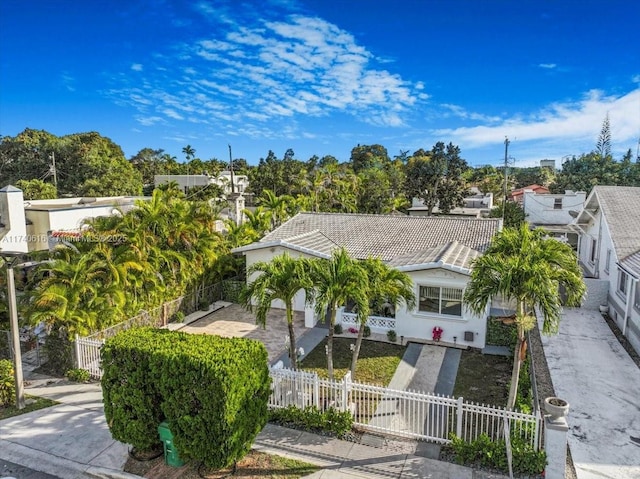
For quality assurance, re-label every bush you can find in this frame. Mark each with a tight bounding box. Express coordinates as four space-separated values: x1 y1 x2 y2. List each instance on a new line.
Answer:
485 317 517 348
387 330 397 342
449 433 546 475
269 405 353 438
363 325 371 338
198 299 210 311
171 311 185 323
0 359 15 407
334 324 343 335
101 328 271 469
66 368 91 383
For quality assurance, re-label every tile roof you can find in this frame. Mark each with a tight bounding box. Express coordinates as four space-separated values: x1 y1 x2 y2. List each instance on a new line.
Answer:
237 212 501 261
387 241 481 273
593 186 640 262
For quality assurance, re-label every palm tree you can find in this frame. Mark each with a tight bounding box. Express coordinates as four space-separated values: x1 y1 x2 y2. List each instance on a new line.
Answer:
182 145 196 162
239 254 314 370
310 249 370 380
464 224 586 409
350 258 415 379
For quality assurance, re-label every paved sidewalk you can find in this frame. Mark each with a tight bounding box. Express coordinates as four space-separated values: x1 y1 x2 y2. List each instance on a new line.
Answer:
540 308 640 479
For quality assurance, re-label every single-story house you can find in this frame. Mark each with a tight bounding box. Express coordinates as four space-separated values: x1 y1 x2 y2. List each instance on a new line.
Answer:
574 185 640 354
232 212 502 348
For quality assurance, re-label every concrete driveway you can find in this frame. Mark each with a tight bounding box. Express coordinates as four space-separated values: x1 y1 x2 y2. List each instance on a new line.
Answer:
180 303 307 363
540 308 640 479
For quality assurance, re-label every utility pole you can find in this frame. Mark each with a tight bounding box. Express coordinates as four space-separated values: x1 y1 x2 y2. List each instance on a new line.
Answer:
49 152 58 188
228 144 236 194
502 137 510 220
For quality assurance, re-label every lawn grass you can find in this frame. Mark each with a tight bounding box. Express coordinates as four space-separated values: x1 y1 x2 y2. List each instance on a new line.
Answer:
453 349 511 406
300 337 406 385
0 395 58 420
125 450 320 478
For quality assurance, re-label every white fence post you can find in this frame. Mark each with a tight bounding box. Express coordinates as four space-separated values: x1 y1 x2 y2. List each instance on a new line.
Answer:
342 371 351 412
314 373 320 408
74 334 81 368
456 396 464 437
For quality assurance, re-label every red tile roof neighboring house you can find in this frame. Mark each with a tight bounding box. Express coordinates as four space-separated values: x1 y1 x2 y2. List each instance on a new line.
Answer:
510 184 550 203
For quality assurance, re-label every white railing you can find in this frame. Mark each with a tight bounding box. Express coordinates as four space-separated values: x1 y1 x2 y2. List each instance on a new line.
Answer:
340 312 396 331
268 367 543 450
75 336 104 379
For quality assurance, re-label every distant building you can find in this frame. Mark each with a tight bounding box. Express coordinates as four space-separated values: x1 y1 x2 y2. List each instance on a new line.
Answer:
510 184 550 204
540 159 556 169
154 171 249 196
408 188 493 218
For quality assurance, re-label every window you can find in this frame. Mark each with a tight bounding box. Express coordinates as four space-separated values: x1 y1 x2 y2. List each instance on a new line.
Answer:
634 280 640 311
590 238 597 263
553 198 563 210
419 286 463 317
604 250 611 274
618 270 628 297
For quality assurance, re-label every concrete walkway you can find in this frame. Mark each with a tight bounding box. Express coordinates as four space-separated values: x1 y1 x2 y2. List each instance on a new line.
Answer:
540 308 640 479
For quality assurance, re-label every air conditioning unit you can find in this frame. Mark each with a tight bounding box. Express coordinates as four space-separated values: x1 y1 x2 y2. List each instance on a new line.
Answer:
464 331 474 342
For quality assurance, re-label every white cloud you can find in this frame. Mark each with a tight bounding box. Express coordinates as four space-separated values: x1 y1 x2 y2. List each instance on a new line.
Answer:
538 63 557 69
109 10 426 138
131 63 143 71
430 88 640 165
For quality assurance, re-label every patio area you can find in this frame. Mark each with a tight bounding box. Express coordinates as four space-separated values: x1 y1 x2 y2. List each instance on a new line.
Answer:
179 303 308 362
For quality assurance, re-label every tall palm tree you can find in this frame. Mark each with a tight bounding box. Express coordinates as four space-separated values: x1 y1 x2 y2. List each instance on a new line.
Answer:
310 249 370 380
464 224 586 409
350 258 415 379
239 254 314 370
182 145 196 162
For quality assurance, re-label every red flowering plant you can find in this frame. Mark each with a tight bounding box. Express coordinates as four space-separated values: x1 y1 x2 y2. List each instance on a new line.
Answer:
432 326 443 341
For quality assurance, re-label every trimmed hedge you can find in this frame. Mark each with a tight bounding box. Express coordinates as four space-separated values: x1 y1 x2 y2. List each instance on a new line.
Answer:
101 328 271 469
0 359 15 407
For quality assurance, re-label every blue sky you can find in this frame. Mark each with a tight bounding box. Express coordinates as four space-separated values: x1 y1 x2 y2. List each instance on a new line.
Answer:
1 0 639 167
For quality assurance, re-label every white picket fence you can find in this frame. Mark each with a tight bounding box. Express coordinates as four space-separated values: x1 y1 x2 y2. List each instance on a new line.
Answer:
268 367 543 450
75 336 104 379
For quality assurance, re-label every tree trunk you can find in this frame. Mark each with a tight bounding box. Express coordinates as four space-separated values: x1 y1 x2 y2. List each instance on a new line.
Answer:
327 306 336 380
349 322 366 380
507 302 526 410
287 307 297 370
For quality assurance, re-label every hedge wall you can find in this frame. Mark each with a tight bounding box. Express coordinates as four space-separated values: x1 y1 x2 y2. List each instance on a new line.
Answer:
101 328 271 468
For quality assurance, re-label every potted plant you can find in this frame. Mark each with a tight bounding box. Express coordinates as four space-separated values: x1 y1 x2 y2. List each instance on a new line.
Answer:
432 326 443 342
544 396 570 422
599 304 609 314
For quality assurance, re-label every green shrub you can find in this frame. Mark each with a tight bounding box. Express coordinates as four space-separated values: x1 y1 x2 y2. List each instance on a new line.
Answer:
65 368 91 383
0 359 15 407
387 330 397 342
449 433 546 475
171 311 185 323
485 317 517 348
363 325 371 338
198 299 210 311
269 405 353 438
101 328 271 469
334 324 343 335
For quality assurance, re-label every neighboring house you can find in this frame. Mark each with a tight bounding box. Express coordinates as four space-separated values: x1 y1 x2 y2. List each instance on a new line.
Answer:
0 186 146 252
574 186 640 354
408 187 493 218
523 189 586 249
154 171 249 196
232 212 502 348
510 184 550 204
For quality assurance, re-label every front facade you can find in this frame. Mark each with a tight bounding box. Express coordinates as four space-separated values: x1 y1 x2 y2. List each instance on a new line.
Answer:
574 186 640 354
233 212 502 348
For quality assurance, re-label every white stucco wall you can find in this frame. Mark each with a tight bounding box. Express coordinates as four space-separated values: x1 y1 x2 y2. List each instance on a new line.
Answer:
523 191 585 226
0 187 28 253
394 268 487 348
244 246 315 312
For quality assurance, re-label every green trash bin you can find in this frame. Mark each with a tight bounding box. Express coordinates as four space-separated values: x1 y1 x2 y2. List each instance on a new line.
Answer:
158 421 185 467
